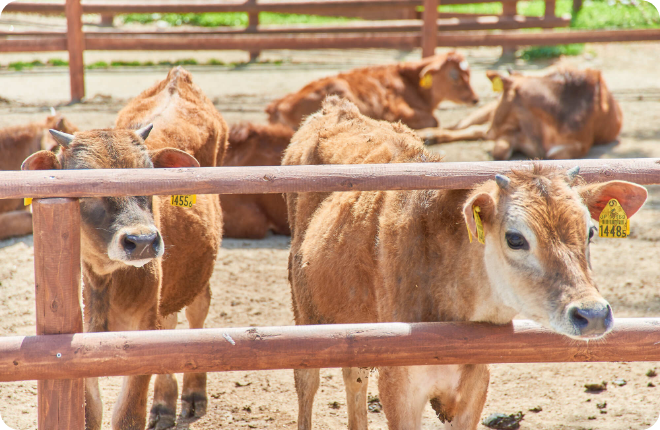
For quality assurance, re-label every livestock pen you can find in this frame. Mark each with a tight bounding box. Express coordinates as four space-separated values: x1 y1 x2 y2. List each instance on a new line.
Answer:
1 157 660 428
3 0 660 102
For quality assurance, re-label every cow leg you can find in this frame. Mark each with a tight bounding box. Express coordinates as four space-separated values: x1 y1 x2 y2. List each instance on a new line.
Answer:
112 307 158 430
446 101 497 130
545 143 588 160
149 313 179 430
442 365 490 430
342 367 370 430
418 124 489 146
85 378 103 430
492 138 514 161
180 285 211 418
378 366 427 430
294 368 320 430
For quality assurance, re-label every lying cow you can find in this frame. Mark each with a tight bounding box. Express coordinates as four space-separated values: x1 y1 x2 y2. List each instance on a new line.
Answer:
221 122 292 238
421 66 622 160
266 51 478 130
0 113 77 241
23 67 227 430
283 96 647 430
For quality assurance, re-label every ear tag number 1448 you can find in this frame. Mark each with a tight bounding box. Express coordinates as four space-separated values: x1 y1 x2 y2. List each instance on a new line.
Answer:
599 198 629 238
170 195 196 208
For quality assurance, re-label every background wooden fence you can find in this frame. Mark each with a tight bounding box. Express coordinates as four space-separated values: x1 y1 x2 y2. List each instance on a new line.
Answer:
0 158 659 428
4 0 660 102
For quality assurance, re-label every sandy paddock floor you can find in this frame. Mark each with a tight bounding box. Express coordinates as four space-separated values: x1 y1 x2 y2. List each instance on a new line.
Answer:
0 40 660 430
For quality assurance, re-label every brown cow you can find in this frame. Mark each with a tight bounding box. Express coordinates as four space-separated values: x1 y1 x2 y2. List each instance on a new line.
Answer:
220 122 292 238
283 97 647 430
23 67 226 430
266 51 478 131
421 66 622 160
0 113 78 241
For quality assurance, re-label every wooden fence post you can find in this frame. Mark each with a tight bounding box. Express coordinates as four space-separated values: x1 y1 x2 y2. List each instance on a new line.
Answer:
248 11 260 61
65 0 85 102
501 0 518 59
32 198 84 430
422 0 438 57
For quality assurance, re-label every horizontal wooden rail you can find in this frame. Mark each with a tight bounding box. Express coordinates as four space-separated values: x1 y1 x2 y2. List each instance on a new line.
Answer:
1 318 660 382
4 0 520 15
0 16 570 36
1 158 659 199
3 28 660 53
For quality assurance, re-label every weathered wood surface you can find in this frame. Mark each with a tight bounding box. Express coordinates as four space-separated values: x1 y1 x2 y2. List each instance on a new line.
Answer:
0 15 571 36
32 199 84 430
1 159 659 199
421 0 438 57
4 0 521 14
1 319 660 382
65 0 85 102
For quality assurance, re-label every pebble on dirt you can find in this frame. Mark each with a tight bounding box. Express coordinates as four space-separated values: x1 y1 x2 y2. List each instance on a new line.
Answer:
528 406 542 413
649 382 656 387
482 412 524 429
612 379 627 386
329 401 341 410
367 395 382 413
596 402 607 409
646 369 657 377
584 381 608 392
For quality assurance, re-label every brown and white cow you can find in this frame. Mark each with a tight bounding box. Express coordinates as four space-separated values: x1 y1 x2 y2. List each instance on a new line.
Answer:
0 113 78 241
266 52 478 131
23 67 227 430
421 66 622 160
283 97 647 430
220 122 292 238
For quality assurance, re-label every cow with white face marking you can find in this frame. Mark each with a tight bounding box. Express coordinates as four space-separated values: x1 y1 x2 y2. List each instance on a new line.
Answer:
22 67 227 430
283 97 648 430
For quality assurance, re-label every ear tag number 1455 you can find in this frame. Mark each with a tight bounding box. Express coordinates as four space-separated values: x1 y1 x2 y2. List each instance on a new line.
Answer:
170 195 196 208
599 198 629 238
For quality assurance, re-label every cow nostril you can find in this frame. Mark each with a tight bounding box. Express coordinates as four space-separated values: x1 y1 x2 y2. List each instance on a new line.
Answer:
569 304 613 337
570 307 589 330
122 233 158 255
122 235 137 252
472 98 479 105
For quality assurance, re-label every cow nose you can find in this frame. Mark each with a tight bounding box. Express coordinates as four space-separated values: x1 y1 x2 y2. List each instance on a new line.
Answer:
121 232 160 259
472 97 479 105
568 303 613 338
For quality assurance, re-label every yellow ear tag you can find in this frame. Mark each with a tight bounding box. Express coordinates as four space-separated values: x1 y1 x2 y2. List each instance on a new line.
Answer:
491 76 504 93
473 206 485 244
170 195 196 208
24 198 32 206
419 73 433 89
598 198 629 238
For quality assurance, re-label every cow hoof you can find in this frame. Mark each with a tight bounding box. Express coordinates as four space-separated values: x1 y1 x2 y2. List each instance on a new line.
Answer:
148 405 176 430
180 393 207 418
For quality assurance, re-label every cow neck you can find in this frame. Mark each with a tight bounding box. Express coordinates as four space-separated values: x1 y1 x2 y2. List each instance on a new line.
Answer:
398 62 435 108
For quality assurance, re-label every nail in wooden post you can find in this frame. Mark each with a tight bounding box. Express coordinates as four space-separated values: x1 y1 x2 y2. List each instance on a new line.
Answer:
33 198 84 430
422 0 438 58
65 0 85 102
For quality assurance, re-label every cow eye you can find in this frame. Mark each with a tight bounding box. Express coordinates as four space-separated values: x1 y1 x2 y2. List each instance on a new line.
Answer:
588 226 597 242
449 69 459 81
505 231 529 250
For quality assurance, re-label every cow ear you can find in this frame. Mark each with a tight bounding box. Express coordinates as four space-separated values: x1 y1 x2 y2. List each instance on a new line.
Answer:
463 191 497 241
149 148 200 168
577 181 648 220
22 150 61 170
486 71 513 92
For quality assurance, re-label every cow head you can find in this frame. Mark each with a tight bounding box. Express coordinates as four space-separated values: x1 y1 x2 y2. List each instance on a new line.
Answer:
464 166 647 340
22 126 200 275
419 52 479 106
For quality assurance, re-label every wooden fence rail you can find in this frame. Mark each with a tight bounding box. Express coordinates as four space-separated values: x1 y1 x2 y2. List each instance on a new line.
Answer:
2 158 660 428
1 158 659 199
2 318 660 382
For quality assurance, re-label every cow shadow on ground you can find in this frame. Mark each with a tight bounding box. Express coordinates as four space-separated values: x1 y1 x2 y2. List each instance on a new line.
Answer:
221 235 290 250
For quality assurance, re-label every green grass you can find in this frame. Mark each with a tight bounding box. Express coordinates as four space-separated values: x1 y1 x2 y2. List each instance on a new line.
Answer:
2 57 287 71
121 12 357 27
520 43 585 60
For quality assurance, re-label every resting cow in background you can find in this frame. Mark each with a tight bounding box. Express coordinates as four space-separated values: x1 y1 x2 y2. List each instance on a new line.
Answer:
283 96 647 430
221 122 292 238
421 67 622 160
0 113 77 241
23 67 226 430
266 51 478 130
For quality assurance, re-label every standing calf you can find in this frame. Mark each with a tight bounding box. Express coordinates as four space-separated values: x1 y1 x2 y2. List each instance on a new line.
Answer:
422 67 622 160
284 97 647 430
220 122 292 238
267 52 478 130
0 113 77 240
23 67 226 430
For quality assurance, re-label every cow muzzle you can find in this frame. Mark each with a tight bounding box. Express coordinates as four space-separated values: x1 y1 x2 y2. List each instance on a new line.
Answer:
108 226 164 267
565 301 613 339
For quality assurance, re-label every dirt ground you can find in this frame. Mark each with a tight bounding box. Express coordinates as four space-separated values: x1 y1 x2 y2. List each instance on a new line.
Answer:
1 37 660 430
